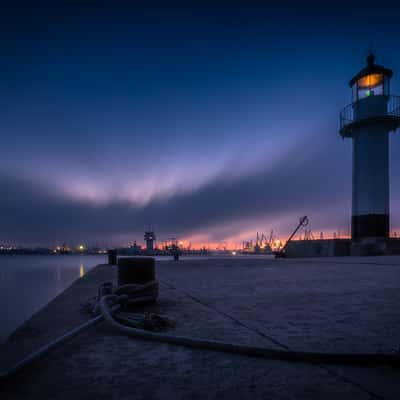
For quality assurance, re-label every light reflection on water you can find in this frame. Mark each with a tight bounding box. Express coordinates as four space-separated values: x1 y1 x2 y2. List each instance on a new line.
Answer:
0 255 105 343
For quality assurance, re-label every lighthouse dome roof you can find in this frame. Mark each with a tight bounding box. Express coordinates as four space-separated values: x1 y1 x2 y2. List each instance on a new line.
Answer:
349 53 393 87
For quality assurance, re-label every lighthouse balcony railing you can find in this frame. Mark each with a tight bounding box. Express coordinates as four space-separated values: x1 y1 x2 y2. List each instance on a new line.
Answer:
340 94 400 132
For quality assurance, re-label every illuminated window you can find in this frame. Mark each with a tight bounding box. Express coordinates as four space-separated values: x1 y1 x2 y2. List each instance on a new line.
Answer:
352 74 389 102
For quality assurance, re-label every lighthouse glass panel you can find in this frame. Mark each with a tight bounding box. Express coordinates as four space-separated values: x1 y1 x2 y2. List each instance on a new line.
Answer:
354 74 385 101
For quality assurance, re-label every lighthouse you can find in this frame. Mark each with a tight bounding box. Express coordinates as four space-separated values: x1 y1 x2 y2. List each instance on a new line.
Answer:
340 53 400 254
144 230 156 253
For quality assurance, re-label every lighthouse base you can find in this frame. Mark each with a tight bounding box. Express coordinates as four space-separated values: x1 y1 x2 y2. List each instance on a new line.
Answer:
351 237 400 256
351 213 389 256
351 214 389 239
283 237 400 258
350 237 387 256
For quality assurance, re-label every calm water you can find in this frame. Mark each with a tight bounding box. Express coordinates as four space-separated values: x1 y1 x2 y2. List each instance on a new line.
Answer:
0 255 106 343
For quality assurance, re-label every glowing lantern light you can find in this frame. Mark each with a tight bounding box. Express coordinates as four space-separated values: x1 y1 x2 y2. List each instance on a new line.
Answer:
357 73 383 89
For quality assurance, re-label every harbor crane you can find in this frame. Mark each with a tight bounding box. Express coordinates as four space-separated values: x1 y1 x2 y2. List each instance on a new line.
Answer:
275 216 309 258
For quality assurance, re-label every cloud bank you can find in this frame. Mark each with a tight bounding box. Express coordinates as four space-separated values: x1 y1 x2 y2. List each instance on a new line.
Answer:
0 130 361 247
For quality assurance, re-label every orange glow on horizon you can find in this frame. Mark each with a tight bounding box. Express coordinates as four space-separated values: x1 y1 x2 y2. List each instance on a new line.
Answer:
174 232 353 250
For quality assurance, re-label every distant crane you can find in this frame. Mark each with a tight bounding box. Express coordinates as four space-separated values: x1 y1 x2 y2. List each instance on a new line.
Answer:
304 229 315 240
242 230 273 254
268 229 274 247
275 216 309 258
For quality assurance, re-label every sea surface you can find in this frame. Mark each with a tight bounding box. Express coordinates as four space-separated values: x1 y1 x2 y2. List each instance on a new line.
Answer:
0 255 106 343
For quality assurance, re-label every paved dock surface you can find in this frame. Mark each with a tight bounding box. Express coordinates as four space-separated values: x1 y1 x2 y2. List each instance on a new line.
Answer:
1 255 400 399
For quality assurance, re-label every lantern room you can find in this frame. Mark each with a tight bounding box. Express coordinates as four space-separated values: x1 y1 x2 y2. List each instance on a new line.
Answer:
350 53 392 103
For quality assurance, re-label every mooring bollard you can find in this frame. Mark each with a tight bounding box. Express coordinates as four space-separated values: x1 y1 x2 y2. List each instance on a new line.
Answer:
108 249 118 265
117 257 156 286
117 257 158 304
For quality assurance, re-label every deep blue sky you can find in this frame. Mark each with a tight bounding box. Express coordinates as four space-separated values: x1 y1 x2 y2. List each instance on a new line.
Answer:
1 1 400 247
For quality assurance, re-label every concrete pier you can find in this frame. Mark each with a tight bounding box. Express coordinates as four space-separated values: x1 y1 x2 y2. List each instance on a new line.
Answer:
1 256 400 399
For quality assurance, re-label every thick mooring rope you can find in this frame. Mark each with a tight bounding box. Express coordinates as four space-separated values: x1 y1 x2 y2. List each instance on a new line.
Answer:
99 293 400 368
1 280 399 383
0 281 160 382
0 304 121 382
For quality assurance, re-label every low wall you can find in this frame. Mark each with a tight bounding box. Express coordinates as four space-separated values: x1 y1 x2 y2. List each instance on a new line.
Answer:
285 239 351 258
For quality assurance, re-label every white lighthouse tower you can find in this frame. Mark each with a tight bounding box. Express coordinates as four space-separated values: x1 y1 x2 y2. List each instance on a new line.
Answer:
340 53 400 255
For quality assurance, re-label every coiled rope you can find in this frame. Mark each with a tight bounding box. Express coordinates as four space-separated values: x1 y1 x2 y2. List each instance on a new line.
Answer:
1 280 399 383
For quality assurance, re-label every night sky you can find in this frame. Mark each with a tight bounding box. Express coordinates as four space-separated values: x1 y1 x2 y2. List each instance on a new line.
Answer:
1 1 400 247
